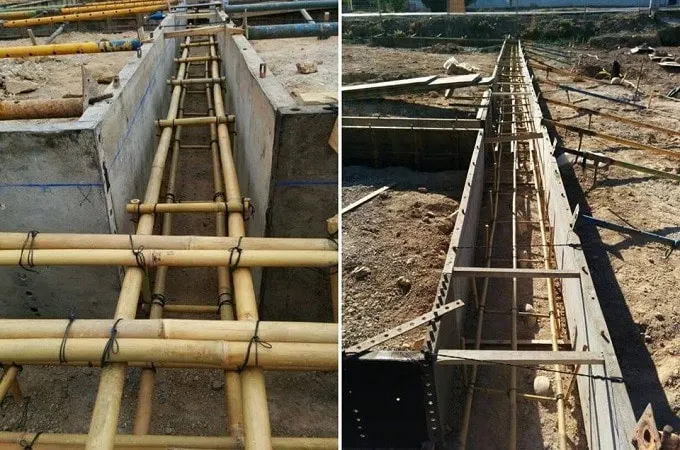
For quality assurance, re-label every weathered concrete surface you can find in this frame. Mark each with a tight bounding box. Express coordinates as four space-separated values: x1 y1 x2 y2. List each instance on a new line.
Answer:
0 15 180 319
218 34 336 321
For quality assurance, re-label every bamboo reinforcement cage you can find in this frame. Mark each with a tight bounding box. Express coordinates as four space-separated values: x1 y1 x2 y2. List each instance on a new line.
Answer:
0 11 338 450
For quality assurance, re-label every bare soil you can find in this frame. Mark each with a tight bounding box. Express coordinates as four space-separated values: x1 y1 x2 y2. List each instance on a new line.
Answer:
342 166 465 350
251 36 338 98
0 31 137 101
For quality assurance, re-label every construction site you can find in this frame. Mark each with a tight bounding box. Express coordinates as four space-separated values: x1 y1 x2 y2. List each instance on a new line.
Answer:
342 10 680 450
0 0 339 447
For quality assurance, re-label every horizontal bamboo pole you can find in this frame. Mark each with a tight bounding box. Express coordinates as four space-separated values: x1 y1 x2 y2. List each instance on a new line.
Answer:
156 115 234 127
126 200 246 214
0 38 140 57
163 24 244 39
1 249 337 267
545 118 680 159
0 319 337 343
0 339 337 371
150 304 218 314
0 232 336 251
1 4 166 27
174 55 218 63
167 77 225 86
61 0 167 13
0 433 336 449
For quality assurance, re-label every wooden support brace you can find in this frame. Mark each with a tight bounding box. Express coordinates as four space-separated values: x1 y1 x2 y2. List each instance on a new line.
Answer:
437 350 604 365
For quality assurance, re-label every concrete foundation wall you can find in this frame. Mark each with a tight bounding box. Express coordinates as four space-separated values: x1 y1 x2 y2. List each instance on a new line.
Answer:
219 34 337 321
0 15 180 319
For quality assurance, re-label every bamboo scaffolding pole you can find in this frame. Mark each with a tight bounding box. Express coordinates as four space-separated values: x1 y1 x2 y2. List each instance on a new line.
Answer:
2 4 168 27
156 115 233 127
3 248 337 267
0 365 21 402
133 72 188 435
85 37 191 450
0 232 336 251
509 48 519 450
0 339 337 370
61 0 168 13
0 433 336 449
0 319 335 342
157 304 218 314
175 55 218 63
126 200 247 214
209 36 272 450
205 57 244 438
526 77 568 450
0 38 140 57
167 77 225 86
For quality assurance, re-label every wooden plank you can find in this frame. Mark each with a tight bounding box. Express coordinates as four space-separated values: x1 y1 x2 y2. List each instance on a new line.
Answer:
342 75 438 94
428 74 481 88
341 184 394 214
544 118 680 159
342 116 482 129
292 90 337 105
163 25 244 39
544 97 680 138
451 266 582 279
437 350 604 365
484 132 543 143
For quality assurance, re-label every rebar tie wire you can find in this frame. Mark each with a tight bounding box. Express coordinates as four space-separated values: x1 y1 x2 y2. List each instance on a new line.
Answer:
243 197 255 221
100 318 123 367
18 230 39 273
19 432 41 450
237 320 272 373
59 312 76 364
151 293 166 307
228 236 244 271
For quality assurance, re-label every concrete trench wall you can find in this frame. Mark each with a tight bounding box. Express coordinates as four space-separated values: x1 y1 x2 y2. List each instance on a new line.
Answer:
0 14 181 319
218 32 337 322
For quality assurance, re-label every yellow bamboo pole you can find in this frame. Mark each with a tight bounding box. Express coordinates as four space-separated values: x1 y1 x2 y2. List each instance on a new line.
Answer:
0 39 140 57
0 365 21 402
85 37 191 450
3 248 338 267
61 1 167 13
209 36 272 450
156 115 233 127
133 77 188 436
0 232 335 251
2 4 168 27
0 339 338 370
0 433 336 449
126 200 246 214
0 319 336 342
205 58 244 439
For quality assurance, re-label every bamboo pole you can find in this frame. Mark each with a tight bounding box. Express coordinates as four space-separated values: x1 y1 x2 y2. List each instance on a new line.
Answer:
133 73 188 436
0 38 140 57
156 115 233 126
3 249 337 267
1 4 168 27
126 200 246 214
85 37 191 450
0 319 336 342
210 36 272 450
0 339 337 370
0 433 336 449
205 58 244 438
61 0 168 13
0 232 335 251
0 365 21 402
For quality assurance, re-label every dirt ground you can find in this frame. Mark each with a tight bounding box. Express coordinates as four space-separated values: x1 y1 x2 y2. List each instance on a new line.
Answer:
251 36 338 100
531 43 680 429
0 31 137 101
342 166 465 350
0 42 337 440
